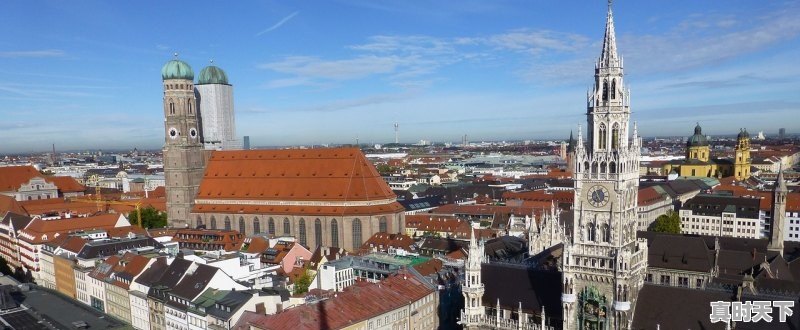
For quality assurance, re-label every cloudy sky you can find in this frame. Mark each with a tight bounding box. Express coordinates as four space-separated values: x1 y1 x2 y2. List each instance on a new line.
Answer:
1 1 799 153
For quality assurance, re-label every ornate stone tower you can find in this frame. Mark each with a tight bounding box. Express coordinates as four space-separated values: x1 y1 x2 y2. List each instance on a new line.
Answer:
162 56 205 228
561 2 648 329
460 227 485 328
734 128 751 180
768 165 787 256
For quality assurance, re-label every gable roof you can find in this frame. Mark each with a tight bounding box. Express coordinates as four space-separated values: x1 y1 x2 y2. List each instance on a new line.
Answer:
196 148 396 203
0 194 26 216
0 166 85 194
18 213 128 244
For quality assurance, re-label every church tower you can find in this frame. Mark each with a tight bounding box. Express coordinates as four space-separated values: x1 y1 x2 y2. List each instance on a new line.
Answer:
461 227 485 328
561 2 648 329
162 56 205 228
768 165 788 256
734 128 751 180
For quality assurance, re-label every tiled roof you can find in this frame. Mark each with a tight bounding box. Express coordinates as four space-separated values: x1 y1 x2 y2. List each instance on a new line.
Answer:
19 213 126 244
359 232 415 253
245 236 270 254
0 166 42 192
251 271 434 330
193 203 404 216
19 198 100 217
0 166 85 193
60 236 88 253
196 148 396 203
0 194 26 216
637 186 670 206
44 176 86 193
404 214 464 232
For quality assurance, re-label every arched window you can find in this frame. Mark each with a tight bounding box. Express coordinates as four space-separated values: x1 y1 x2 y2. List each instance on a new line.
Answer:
298 218 307 246
196 216 203 228
268 218 275 235
598 123 607 149
379 216 388 233
588 223 596 242
600 162 607 173
602 80 609 101
609 161 617 174
188 101 193 114
352 218 363 250
253 218 261 233
169 100 175 115
331 219 339 248
584 161 591 173
601 224 610 242
283 218 291 235
315 219 323 247
210 216 217 229
239 217 246 234
224 217 231 230
612 123 620 149
611 79 616 100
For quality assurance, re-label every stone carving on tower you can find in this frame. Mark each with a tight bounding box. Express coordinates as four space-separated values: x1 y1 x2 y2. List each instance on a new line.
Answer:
162 55 206 228
529 202 568 256
460 227 486 329
768 164 788 256
561 2 648 329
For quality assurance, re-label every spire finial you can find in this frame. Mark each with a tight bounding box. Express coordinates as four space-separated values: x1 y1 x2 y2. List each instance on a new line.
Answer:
173 52 178 58
210 59 214 64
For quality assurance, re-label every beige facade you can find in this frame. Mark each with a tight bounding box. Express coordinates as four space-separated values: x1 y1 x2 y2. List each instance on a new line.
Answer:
54 254 76 299
679 209 761 239
106 283 133 324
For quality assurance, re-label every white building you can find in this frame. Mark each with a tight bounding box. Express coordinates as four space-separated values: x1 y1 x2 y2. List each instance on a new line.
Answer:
195 65 240 150
679 195 763 239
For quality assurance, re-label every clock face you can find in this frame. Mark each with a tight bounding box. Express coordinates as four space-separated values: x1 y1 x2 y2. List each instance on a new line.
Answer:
587 185 610 207
168 127 178 139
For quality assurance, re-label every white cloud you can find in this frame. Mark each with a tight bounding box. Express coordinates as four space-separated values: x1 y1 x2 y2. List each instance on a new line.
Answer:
0 50 65 58
256 11 300 36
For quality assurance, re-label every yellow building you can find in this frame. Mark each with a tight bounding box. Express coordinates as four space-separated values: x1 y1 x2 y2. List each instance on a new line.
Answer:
663 124 751 180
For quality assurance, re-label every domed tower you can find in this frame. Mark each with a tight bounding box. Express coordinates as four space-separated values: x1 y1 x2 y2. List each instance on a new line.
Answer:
734 128 751 180
195 62 239 150
686 123 710 162
162 55 204 228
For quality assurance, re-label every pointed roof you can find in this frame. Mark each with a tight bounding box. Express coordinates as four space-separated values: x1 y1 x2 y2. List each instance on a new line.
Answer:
599 0 620 68
566 131 575 152
776 164 788 193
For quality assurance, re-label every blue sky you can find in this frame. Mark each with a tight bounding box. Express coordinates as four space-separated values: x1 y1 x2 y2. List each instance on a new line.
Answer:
1 1 799 153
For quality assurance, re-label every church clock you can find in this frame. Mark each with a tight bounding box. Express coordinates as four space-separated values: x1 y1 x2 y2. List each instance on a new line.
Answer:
587 185 610 207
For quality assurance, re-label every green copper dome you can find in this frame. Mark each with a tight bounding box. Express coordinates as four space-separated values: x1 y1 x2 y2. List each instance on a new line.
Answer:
687 123 709 147
737 128 750 139
161 59 194 81
197 65 229 85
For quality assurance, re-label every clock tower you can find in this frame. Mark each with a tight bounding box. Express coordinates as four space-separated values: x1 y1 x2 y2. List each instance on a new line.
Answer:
162 55 205 228
560 2 648 329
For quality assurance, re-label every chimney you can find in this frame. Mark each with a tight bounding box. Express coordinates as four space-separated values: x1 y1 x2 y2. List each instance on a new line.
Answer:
255 303 266 315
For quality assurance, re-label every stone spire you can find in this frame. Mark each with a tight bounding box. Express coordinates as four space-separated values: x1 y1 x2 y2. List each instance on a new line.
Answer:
768 163 788 256
599 0 620 68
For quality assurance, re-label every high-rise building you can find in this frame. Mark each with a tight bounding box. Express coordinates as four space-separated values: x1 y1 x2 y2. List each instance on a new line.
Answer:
561 2 648 328
195 63 240 150
243 135 250 150
161 57 206 228
779 127 786 139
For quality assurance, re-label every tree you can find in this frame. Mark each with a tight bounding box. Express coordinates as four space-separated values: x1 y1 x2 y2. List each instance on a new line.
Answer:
293 269 313 295
129 206 168 229
650 211 681 234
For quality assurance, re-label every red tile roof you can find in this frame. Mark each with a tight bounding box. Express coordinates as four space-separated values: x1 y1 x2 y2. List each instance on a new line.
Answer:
502 190 574 204
359 232 415 254
0 194 26 216
193 203 404 216
405 215 464 233
196 148 396 203
638 187 670 206
0 166 85 193
19 213 126 244
250 271 434 330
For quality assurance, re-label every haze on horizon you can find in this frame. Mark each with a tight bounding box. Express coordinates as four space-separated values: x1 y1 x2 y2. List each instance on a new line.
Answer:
1 1 799 154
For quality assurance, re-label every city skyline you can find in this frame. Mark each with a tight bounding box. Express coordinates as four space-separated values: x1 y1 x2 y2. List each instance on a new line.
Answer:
1 1 799 153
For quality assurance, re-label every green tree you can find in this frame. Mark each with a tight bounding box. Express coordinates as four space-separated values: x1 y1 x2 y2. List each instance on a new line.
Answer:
129 206 168 229
293 269 313 295
650 211 681 234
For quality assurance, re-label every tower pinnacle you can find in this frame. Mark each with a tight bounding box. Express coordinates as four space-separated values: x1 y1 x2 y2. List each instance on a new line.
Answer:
599 0 620 68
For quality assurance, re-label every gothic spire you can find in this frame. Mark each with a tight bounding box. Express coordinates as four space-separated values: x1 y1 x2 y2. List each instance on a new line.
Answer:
776 163 788 193
599 0 620 68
